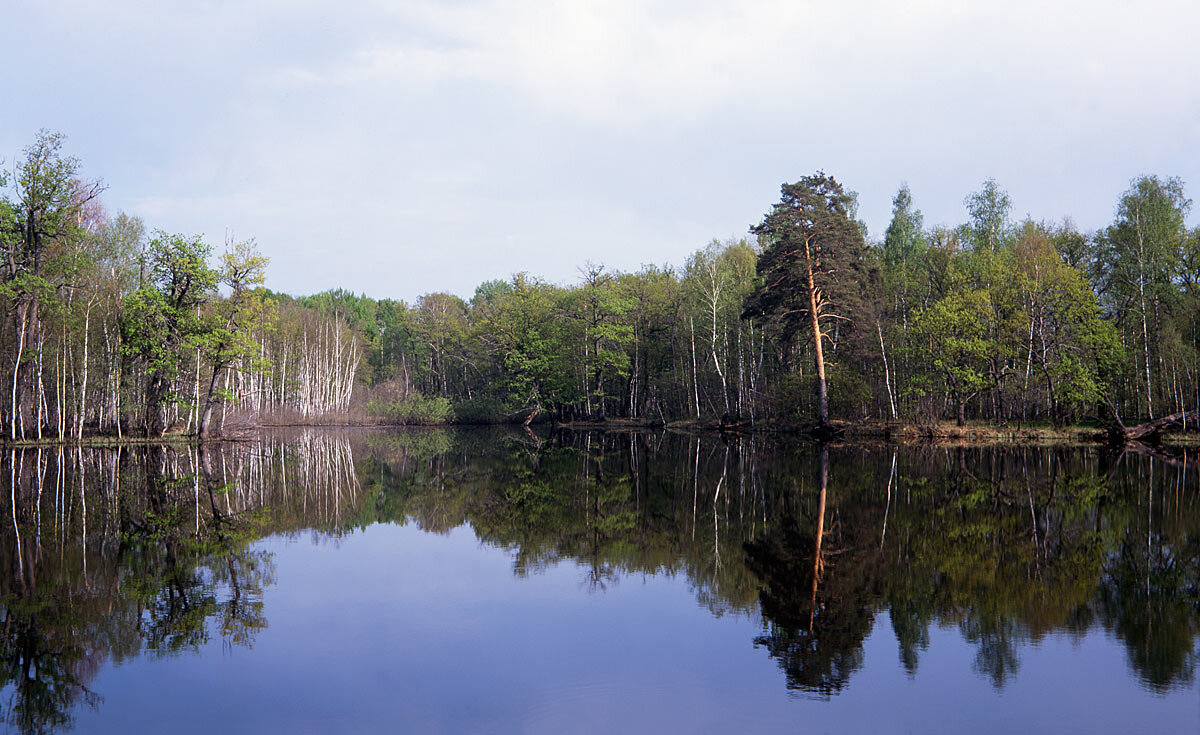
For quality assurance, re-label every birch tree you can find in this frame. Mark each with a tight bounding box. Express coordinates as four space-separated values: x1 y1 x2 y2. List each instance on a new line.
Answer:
1094 175 1190 420
0 131 103 438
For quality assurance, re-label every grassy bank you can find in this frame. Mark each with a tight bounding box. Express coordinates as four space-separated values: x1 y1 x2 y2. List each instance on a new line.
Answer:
549 416 1114 446
834 420 1108 445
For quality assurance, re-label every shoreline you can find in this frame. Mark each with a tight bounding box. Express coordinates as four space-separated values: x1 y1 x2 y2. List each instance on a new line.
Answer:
6 418 1199 449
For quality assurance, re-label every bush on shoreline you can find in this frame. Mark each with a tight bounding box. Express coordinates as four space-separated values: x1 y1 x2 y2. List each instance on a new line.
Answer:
366 393 453 425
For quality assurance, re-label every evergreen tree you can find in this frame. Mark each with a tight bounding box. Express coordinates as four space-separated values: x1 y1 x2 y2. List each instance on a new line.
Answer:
745 173 871 426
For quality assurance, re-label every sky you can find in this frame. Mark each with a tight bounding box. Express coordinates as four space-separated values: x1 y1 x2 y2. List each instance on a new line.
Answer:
4 0 1199 301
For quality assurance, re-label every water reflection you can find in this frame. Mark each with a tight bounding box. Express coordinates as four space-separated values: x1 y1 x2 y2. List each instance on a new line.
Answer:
743 445 879 697
354 431 1199 697
0 434 361 733
0 430 1196 732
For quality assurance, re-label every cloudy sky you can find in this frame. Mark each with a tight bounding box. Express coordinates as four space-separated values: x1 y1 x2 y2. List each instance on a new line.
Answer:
5 0 1199 300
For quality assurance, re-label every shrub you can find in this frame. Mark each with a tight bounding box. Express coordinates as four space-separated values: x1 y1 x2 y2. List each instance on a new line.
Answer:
366 393 453 425
452 397 506 424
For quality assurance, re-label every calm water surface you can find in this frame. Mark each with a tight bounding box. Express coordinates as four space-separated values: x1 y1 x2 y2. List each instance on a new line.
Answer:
0 429 1196 733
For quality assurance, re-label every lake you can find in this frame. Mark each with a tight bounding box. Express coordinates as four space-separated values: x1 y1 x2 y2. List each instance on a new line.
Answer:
0 428 1196 733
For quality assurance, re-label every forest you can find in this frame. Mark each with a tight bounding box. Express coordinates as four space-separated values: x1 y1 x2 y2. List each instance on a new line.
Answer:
2 129 1198 439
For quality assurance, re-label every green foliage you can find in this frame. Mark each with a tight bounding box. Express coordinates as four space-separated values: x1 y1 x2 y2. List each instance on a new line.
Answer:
199 243 271 373
911 289 995 416
964 178 1013 252
452 396 506 424
366 392 453 425
575 264 635 408
745 173 872 340
120 233 219 419
1095 176 1190 300
880 184 930 324
474 273 577 414
1092 175 1192 419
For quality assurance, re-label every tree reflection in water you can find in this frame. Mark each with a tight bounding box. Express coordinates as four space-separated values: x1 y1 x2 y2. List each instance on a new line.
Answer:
743 444 881 697
0 432 361 734
0 429 1196 731
740 443 1200 695
354 431 1198 696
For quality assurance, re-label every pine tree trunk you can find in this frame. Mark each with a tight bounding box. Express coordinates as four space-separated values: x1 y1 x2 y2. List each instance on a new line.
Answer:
804 238 829 426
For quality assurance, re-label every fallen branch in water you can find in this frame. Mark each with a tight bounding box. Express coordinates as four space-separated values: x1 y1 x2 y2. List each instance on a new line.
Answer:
1107 410 1200 444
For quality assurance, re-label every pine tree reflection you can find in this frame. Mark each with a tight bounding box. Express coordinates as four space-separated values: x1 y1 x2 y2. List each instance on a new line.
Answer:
744 445 884 697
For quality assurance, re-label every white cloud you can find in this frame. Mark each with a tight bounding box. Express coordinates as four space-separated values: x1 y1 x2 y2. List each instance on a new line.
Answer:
262 0 1200 128
6 0 1200 300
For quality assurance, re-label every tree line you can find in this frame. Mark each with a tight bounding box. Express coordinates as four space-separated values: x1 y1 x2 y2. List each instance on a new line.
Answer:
0 130 358 440
4 129 1198 437
303 173 1197 429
